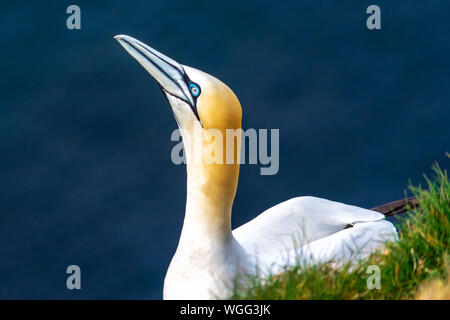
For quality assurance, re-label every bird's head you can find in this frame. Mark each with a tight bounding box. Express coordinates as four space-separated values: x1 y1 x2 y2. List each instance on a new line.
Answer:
114 35 242 136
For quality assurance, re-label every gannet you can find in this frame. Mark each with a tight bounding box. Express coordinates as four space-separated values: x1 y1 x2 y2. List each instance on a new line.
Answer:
115 35 411 300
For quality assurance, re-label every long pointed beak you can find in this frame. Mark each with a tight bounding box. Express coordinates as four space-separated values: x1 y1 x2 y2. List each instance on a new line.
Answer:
114 34 196 108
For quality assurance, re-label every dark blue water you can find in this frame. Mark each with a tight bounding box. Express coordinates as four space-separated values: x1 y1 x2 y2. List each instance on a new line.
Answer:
0 1 448 299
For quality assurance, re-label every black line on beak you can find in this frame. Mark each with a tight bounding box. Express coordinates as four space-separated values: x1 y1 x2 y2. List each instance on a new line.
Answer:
120 37 202 124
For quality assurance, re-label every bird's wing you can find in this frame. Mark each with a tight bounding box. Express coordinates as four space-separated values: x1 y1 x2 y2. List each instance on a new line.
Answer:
259 219 397 274
233 196 388 257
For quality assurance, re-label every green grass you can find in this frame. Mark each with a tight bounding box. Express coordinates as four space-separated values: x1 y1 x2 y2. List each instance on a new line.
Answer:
232 162 449 299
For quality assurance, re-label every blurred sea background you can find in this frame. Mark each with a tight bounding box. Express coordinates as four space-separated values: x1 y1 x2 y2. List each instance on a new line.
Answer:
0 1 448 298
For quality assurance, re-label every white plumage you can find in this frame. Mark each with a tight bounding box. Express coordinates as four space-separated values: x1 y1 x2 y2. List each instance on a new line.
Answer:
115 34 398 300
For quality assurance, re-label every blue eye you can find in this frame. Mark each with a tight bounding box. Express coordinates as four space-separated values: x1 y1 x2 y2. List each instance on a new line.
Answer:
189 83 201 97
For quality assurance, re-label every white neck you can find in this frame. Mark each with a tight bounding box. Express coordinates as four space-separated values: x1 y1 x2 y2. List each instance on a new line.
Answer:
179 166 233 244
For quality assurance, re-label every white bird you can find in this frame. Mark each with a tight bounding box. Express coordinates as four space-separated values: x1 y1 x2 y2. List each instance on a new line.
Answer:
115 35 412 300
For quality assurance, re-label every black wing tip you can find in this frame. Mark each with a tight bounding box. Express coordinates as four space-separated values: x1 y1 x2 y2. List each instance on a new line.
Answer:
371 197 419 217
